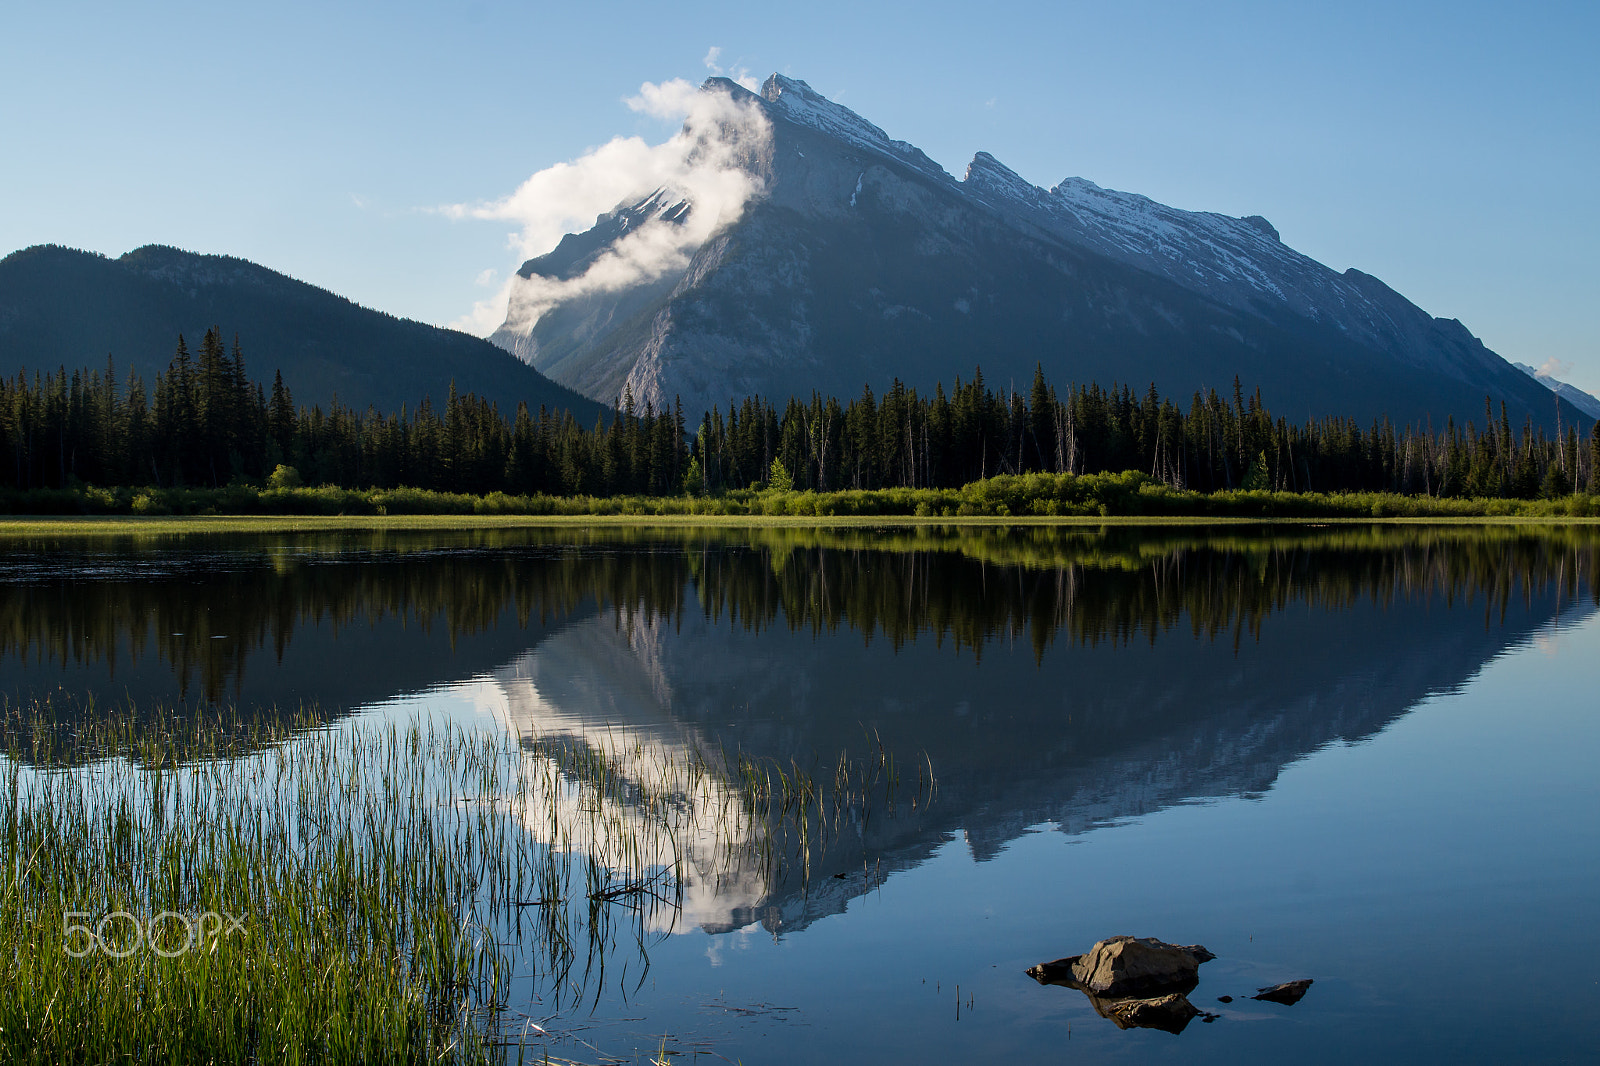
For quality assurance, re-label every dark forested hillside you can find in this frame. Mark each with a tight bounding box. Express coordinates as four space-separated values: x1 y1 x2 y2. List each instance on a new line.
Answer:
0 244 606 421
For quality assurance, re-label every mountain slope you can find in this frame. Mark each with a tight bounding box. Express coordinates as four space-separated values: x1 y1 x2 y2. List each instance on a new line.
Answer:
1514 361 1600 420
0 244 606 420
492 75 1584 431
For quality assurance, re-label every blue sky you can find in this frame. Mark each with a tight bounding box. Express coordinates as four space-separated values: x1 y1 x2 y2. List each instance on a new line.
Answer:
3 1 1596 391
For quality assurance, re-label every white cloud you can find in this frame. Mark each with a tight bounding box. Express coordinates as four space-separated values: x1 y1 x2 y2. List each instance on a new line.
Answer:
703 46 722 72
625 77 702 120
455 274 519 336
474 267 498 287
447 78 771 339
1536 356 1573 381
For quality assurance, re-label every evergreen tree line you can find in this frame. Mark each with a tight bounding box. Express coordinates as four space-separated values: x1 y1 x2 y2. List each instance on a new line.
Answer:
3 331 1597 499
696 369 1600 500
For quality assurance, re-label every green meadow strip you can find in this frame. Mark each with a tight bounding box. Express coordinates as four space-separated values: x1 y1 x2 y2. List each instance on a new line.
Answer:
4 469 1600 528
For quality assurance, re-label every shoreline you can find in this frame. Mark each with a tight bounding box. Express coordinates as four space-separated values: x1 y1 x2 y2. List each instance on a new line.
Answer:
3 511 1599 537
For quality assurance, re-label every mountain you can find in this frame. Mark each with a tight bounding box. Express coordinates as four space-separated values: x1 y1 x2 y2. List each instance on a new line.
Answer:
0 244 606 420
492 74 1586 430
1514 361 1600 420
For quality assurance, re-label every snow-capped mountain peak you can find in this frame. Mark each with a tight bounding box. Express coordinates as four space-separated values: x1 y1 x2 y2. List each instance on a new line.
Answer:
491 72 1580 430
759 75 891 148
756 74 949 181
963 151 1043 205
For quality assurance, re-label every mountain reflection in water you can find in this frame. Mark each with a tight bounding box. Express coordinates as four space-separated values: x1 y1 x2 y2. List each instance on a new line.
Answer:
3 524 1593 941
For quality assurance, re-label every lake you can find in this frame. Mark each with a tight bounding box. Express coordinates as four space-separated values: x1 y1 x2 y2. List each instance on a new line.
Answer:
3 522 1596 1063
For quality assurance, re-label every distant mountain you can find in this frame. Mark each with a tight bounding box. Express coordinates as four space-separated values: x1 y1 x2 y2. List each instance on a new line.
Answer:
0 244 605 420
1513 361 1600 420
493 74 1586 431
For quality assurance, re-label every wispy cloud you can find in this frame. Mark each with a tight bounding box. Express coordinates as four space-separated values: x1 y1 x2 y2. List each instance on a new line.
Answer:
447 76 771 338
1536 356 1573 381
701 45 760 92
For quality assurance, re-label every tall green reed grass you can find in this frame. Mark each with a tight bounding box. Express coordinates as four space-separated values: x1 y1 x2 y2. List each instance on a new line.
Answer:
0 703 930 1063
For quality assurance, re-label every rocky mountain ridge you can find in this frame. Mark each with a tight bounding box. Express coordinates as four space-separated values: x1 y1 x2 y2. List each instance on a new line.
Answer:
492 74 1582 431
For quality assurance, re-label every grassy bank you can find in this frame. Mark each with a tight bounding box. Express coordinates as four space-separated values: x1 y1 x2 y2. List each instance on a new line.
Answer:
3 470 1600 531
0 704 920 1064
1 712 529 1063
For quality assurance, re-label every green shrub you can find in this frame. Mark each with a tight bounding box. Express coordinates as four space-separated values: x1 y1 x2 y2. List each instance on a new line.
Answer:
131 491 169 516
266 464 302 490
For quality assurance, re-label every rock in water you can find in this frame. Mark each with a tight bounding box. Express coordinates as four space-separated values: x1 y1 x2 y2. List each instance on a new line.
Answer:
1028 936 1214 998
1028 936 1218 1035
1100 992 1201 1034
1026 957 1081 985
1253 979 1313 1005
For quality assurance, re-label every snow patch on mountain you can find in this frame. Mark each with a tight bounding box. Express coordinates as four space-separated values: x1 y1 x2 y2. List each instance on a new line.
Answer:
965 156 1311 311
1044 176 1303 302
958 150 1497 373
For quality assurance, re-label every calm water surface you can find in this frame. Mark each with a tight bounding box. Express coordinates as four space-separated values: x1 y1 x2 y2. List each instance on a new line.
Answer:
3 524 1597 1063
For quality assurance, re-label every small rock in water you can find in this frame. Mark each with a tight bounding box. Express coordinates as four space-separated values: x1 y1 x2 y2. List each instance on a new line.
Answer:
1252 979 1313 1005
1102 992 1199 1034
1028 935 1213 998
1216 995 1233 1003
1028 936 1218 1036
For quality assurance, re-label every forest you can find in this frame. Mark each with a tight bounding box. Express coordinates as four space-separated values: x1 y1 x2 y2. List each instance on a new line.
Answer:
3 329 1597 502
